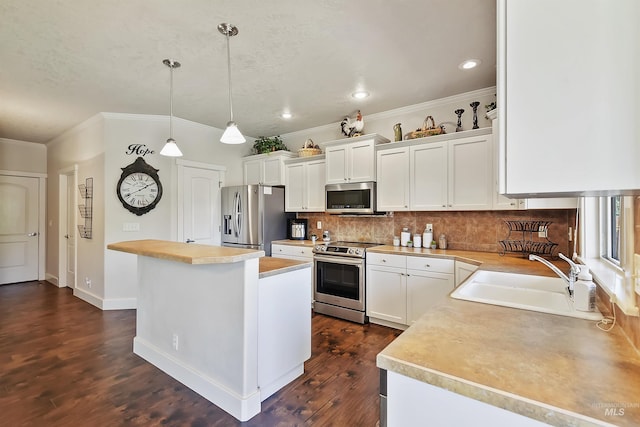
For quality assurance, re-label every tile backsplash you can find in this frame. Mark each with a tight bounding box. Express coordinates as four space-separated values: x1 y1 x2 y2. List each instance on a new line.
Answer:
299 209 576 256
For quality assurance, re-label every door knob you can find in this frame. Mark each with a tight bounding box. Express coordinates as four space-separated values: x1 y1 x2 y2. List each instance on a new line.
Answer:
64 234 69 239
28 232 38 237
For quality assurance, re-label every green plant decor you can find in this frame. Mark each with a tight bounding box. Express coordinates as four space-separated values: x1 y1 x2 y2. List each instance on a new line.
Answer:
252 136 288 154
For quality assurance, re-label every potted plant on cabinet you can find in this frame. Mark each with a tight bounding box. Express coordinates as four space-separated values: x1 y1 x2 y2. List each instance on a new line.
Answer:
252 136 288 154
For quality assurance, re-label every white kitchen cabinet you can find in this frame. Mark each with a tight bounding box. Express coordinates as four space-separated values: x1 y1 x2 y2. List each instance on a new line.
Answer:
405 256 455 325
498 0 640 196
367 253 454 328
411 142 448 210
455 260 478 287
242 151 297 186
284 156 325 212
271 243 314 306
366 261 407 325
376 147 410 211
376 129 493 211
324 134 389 184
448 135 493 210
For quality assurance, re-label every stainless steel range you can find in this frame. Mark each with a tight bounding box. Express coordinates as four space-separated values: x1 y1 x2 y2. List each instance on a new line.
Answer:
313 241 381 324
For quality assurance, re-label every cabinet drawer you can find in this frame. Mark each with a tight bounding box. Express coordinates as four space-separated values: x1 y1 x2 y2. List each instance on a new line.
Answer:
272 244 313 259
367 253 406 269
406 256 454 274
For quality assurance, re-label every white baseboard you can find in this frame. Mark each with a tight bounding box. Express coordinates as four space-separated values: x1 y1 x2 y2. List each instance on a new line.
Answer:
133 337 261 422
259 364 304 402
45 273 59 286
73 287 136 310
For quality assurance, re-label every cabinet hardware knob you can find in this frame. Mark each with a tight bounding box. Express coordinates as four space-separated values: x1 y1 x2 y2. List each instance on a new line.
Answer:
425 264 430 268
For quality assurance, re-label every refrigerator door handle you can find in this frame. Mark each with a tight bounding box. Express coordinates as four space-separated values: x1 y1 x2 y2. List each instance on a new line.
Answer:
234 191 242 237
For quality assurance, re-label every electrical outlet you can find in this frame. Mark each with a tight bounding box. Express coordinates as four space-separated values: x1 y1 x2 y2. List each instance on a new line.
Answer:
85 277 91 288
538 225 548 238
123 222 140 232
426 223 433 232
568 227 573 242
317 221 322 230
172 333 179 351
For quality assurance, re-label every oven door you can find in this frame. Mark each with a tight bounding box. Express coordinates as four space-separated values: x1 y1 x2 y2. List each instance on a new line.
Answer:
314 254 365 311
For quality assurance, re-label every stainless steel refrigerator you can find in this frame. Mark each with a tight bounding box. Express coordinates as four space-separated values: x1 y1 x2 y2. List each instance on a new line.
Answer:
221 185 288 256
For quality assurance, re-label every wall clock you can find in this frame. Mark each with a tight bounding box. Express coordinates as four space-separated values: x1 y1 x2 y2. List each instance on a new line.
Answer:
116 157 163 216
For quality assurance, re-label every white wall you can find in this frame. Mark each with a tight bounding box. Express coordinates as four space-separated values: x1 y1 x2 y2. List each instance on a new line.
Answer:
279 87 496 151
0 138 47 173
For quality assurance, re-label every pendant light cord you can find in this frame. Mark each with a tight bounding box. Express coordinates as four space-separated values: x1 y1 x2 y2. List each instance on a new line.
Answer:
225 30 234 123
169 61 174 138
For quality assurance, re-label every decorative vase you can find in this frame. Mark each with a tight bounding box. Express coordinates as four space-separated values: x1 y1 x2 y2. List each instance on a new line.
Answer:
393 123 402 142
454 109 464 132
470 101 480 129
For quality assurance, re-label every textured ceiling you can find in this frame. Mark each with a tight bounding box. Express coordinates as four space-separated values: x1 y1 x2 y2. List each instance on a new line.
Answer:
0 0 496 143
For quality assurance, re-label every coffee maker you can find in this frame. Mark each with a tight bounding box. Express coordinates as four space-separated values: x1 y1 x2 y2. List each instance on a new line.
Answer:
287 218 308 240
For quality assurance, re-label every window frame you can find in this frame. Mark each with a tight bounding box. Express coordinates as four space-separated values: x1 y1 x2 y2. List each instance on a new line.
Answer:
579 196 638 316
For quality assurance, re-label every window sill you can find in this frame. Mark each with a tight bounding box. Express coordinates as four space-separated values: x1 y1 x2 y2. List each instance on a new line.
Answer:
578 256 639 316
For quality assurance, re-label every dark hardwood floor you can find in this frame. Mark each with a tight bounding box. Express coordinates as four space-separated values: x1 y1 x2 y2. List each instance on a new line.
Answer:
0 281 400 426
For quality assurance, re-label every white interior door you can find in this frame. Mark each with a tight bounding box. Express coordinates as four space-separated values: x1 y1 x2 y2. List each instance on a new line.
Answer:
0 175 39 284
182 167 222 245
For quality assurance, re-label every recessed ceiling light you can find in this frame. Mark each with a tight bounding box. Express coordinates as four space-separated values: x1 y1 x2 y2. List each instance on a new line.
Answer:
351 91 370 99
281 112 292 119
459 59 481 70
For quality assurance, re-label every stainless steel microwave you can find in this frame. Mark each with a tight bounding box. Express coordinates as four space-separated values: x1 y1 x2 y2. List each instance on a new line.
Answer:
325 182 376 214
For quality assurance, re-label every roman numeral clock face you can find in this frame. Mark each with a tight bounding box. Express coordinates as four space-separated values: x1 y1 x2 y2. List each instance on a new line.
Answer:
116 157 163 216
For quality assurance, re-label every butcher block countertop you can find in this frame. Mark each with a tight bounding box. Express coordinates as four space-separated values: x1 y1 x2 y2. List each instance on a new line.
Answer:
374 246 640 426
259 257 311 279
107 239 264 264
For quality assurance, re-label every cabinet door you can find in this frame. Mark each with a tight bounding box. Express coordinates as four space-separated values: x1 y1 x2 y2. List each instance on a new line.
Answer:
449 135 493 210
305 160 326 211
366 265 406 324
325 145 348 184
285 163 306 212
349 140 375 182
377 147 410 211
410 142 448 210
406 270 454 325
263 157 284 186
243 159 263 185
455 261 478 287
499 0 640 195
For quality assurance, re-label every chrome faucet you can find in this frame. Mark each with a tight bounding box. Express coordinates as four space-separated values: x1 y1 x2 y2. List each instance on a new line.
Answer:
528 253 581 295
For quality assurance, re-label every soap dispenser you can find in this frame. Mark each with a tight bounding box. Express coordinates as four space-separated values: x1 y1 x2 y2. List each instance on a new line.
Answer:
574 269 596 312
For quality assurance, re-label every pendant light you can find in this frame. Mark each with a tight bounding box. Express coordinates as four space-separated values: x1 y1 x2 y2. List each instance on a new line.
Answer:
160 59 183 157
218 23 246 144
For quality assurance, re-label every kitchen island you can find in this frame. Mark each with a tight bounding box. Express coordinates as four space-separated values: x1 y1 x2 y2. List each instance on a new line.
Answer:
107 239 312 422
373 248 640 426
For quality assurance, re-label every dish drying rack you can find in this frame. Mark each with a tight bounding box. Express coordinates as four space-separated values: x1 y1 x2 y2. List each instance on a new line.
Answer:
499 220 558 258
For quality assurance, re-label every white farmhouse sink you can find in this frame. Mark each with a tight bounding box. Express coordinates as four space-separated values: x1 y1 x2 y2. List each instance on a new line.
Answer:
451 270 602 321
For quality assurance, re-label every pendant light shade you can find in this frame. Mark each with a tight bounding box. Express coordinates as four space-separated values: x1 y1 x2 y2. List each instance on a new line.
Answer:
218 23 246 144
160 59 183 157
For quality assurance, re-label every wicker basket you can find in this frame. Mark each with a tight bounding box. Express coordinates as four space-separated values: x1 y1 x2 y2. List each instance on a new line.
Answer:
408 115 445 139
298 148 322 157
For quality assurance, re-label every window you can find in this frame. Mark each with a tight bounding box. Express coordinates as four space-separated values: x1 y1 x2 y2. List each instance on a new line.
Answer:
580 195 637 315
606 196 621 264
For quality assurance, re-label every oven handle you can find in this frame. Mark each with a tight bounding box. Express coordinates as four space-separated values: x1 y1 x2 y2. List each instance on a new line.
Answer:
313 254 365 266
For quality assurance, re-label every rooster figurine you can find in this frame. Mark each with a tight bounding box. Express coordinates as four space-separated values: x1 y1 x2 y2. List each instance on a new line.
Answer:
340 110 364 137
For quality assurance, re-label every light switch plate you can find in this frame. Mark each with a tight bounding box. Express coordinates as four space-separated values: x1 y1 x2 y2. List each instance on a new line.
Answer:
123 222 140 232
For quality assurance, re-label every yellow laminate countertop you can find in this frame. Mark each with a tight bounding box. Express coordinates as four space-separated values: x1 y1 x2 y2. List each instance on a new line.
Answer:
259 257 312 279
107 239 264 264
374 247 640 426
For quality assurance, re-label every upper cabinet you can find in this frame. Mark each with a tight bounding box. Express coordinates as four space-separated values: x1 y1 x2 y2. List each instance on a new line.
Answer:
284 156 326 212
376 129 493 211
242 151 297 186
324 134 389 184
498 0 640 196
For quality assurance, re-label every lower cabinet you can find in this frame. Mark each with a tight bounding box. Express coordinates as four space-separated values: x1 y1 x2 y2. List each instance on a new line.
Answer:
271 243 314 306
367 253 454 329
